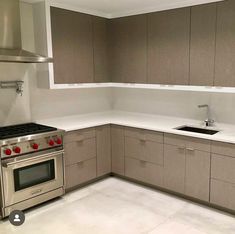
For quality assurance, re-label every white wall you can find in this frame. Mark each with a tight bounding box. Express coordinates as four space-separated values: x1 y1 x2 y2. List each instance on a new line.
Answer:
112 88 235 124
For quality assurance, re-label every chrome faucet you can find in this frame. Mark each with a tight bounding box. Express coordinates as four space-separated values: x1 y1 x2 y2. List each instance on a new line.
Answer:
198 104 215 127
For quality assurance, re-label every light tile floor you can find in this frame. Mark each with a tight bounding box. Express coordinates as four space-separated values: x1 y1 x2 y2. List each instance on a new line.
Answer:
0 177 235 234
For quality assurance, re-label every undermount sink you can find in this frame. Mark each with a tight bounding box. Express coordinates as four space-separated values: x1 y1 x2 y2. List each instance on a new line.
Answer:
175 126 219 135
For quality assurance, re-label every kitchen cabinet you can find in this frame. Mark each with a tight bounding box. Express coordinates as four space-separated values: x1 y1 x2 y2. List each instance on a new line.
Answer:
190 4 216 86
111 125 125 175
65 158 97 189
50 7 75 84
124 127 164 187
210 142 235 210
125 157 164 187
164 134 210 201
51 7 94 84
147 8 190 85
163 144 186 194
109 15 147 83
185 149 210 201
214 0 235 87
124 128 164 165
93 17 110 82
96 125 111 177
64 128 97 190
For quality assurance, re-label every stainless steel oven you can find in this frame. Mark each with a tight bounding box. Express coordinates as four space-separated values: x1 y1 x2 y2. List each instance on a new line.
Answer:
0 123 65 218
2 149 64 208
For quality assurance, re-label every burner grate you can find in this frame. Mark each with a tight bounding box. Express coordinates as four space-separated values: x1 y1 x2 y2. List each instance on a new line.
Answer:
0 123 57 140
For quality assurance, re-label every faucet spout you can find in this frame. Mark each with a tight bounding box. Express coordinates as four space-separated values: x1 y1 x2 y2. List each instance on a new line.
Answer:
198 104 215 127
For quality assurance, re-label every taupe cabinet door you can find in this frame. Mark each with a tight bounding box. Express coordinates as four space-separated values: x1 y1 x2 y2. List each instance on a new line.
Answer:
93 17 109 82
190 4 216 86
215 0 235 87
164 144 186 194
51 7 94 84
96 125 111 177
147 8 190 85
109 15 147 83
185 149 210 201
164 134 210 201
111 125 125 175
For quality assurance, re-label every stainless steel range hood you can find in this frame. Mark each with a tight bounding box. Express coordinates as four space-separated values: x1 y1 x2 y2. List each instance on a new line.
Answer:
0 0 53 63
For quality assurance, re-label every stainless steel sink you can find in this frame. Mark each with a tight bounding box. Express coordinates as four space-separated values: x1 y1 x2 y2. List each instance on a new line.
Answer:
175 126 219 135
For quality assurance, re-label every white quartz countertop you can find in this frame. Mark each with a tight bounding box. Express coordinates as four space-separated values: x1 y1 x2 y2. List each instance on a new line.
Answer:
37 111 235 144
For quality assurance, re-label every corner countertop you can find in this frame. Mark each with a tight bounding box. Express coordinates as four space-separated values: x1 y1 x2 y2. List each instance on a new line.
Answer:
37 111 235 144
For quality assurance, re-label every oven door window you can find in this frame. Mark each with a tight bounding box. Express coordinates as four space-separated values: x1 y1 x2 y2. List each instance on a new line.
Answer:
14 159 55 192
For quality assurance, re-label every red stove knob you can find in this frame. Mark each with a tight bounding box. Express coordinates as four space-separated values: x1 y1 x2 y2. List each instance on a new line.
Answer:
48 139 55 146
56 138 62 145
13 146 21 154
32 143 39 150
4 148 12 156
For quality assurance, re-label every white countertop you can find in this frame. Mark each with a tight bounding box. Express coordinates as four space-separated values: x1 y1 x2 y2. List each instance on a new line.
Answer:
37 111 235 144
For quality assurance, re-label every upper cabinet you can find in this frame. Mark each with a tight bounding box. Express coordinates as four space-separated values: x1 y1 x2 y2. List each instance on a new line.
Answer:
93 17 110 83
190 4 217 86
50 7 110 84
50 7 76 84
147 8 190 85
214 0 235 87
34 1 235 89
109 15 147 83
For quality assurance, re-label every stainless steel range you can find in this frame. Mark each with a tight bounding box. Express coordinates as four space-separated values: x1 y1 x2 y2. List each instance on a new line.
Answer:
0 123 65 218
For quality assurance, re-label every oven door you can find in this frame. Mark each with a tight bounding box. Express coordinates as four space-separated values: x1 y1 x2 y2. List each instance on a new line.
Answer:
2 150 64 207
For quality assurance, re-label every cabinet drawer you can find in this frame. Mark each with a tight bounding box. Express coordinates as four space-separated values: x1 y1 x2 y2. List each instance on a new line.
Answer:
211 154 235 184
64 128 96 144
164 133 210 152
65 138 96 166
65 158 97 189
210 179 235 211
125 137 163 165
211 141 235 158
125 127 163 143
125 157 163 187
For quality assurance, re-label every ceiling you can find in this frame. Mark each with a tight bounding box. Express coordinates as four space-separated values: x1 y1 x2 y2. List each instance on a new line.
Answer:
23 0 224 18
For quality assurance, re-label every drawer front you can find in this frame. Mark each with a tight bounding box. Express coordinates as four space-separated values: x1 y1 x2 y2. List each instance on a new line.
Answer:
164 133 186 147
125 137 164 165
125 127 163 143
164 133 210 152
210 179 235 211
125 137 145 160
65 138 96 166
65 158 97 189
211 154 235 184
125 157 163 187
64 128 96 144
125 157 145 182
212 141 235 158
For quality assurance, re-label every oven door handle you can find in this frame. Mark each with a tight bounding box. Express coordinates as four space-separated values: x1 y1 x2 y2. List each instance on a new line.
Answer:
2 150 64 168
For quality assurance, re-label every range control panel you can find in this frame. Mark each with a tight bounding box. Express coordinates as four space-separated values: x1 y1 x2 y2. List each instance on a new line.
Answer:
0 134 63 159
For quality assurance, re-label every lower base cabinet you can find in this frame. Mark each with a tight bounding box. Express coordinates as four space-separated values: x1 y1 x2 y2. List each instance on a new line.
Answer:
163 144 186 194
210 179 235 210
185 149 210 201
125 157 163 187
65 158 97 189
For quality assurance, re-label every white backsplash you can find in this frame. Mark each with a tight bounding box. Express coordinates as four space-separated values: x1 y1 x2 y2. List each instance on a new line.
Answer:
112 88 235 125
